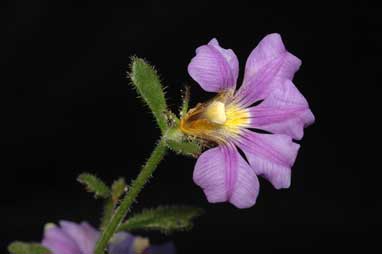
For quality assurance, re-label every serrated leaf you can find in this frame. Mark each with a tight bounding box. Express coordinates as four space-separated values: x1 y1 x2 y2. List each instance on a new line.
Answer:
77 173 110 199
8 241 51 254
129 57 168 133
118 206 204 234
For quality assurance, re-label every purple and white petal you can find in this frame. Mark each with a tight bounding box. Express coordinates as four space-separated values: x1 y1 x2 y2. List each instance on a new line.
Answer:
188 38 239 92
108 232 135 254
146 242 176 254
193 144 259 208
59 221 99 254
234 33 301 107
236 130 300 189
249 80 315 140
42 224 82 254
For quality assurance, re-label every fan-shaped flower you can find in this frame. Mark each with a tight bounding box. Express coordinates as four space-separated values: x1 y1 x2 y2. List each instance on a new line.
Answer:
180 33 314 208
41 221 175 254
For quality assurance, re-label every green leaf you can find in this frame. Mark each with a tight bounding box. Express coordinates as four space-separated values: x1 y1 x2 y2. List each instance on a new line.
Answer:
117 206 204 234
129 57 168 133
77 173 110 199
164 128 202 157
8 241 51 254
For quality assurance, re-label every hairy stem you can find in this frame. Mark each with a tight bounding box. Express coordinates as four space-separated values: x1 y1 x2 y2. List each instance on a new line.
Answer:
94 139 167 254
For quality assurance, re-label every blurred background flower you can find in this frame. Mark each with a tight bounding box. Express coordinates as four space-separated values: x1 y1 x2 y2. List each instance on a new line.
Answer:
42 221 175 254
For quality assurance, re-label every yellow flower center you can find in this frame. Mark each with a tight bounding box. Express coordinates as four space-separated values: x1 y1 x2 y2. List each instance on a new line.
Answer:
180 93 250 143
224 103 251 133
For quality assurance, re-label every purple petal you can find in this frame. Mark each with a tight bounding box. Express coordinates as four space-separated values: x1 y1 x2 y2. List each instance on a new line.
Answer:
236 130 300 189
193 146 232 203
59 221 99 254
208 38 239 83
228 145 260 208
146 242 176 254
234 33 301 107
188 38 239 92
108 232 135 254
249 80 315 140
193 144 259 208
42 224 82 254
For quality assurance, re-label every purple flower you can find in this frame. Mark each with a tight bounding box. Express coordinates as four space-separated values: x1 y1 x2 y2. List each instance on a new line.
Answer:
180 34 315 208
42 221 99 254
42 221 175 254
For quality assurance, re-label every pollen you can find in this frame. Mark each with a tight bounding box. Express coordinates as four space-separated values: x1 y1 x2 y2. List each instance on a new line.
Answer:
205 101 227 124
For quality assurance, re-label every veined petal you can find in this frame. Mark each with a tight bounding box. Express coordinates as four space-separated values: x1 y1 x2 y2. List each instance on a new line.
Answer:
59 221 99 254
193 144 259 208
249 80 315 140
235 33 301 107
208 38 239 83
42 224 82 254
193 146 234 203
229 146 260 208
188 38 239 92
236 130 300 189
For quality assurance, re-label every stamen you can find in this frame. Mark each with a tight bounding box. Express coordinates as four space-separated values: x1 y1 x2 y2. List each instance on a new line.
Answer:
204 101 227 124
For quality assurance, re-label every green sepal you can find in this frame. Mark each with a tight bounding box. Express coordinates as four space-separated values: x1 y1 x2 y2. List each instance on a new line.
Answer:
77 173 111 199
117 205 204 234
179 86 190 118
129 57 168 133
8 242 51 254
164 128 202 157
166 139 201 157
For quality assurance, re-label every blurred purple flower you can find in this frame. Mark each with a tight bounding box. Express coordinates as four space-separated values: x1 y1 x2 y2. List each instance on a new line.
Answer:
180 34 314 208
42 221 175 254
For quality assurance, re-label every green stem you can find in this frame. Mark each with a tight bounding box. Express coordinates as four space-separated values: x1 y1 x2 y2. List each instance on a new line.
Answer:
94 139 167 254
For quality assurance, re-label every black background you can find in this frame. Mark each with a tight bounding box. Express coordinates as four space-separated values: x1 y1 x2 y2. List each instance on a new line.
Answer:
2 1 380 253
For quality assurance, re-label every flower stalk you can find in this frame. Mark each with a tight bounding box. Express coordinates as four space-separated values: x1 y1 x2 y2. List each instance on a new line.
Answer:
94 139 167 254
